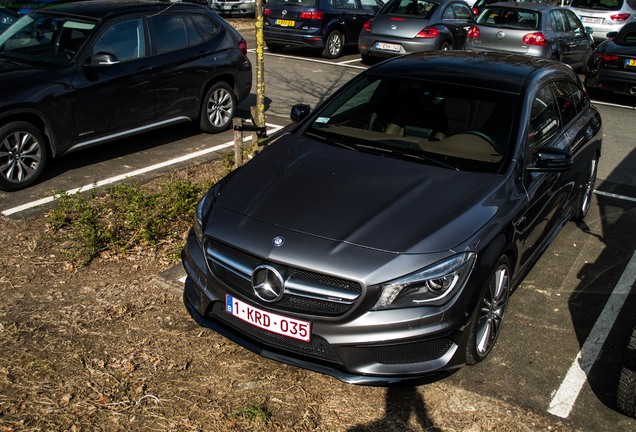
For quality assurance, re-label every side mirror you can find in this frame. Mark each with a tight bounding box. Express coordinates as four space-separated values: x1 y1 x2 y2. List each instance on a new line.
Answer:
290 104 311 123
528 147 573 172
88 52 120 67
585 26 593 35
606 30 618 40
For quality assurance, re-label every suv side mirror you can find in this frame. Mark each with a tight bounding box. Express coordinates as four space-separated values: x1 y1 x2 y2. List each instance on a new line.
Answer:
528 147 573 172
89 52 120 67
290 104 311 123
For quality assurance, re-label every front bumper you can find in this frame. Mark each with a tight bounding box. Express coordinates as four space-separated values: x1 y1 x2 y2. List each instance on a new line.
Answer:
181 230 473 385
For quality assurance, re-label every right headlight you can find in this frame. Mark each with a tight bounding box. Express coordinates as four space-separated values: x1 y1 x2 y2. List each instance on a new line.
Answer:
372 252 476 310
193 182 222 246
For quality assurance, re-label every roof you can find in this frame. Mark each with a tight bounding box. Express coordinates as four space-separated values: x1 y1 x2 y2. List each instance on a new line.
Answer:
34 0 209 20
368 51 576 94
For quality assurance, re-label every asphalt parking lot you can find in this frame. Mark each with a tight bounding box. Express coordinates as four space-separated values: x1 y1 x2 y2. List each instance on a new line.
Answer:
1 28 635 430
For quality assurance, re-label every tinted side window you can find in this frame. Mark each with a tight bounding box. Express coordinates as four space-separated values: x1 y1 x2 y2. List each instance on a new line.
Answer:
563 10 583 33
552 81 580 126
550 10 566 32
359 0 382 12
528 85 559 148
92 18 145 62
151 15 188 54
452 3 474 20
191 15 220 42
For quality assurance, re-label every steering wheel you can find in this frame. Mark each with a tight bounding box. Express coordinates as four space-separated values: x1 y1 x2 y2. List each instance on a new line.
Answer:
460 130 498 151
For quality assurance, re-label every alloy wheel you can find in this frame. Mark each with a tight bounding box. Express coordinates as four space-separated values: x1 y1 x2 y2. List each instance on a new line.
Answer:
475 261 510 358
206 87 233 129
0 130 42 186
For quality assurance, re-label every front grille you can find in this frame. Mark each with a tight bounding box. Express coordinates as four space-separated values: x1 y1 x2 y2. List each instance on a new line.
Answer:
368 339 455 365
205 238 362 317
211 302 342 364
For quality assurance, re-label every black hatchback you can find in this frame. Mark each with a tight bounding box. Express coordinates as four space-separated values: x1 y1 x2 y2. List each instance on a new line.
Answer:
263 0 385 58
0 0 252 191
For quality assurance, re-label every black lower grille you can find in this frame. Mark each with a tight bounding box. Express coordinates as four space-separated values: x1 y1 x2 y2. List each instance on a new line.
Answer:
210 302 342 364
368 339 455 365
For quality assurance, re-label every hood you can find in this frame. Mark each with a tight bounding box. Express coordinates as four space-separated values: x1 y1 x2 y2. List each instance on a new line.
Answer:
0 59 57 90
216 134 506 254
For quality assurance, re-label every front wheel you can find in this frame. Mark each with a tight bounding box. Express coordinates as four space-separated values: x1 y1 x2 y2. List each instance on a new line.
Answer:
322 31 344 59
572 154 598 223
199 82 236 133
466 255 511 364
265 41 284 53
0 121 49 191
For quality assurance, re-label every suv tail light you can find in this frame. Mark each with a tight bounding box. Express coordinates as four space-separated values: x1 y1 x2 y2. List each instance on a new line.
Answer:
363 20 372 32
299 11 325 20
263 7 271 15
238 37 247 56
415 27 439 38
610 13 630 22
467 25 480 39
522 32 547 46
594 52 620 62
472 7 479 15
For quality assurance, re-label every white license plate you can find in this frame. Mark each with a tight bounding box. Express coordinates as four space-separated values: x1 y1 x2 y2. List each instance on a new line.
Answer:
226 295 311 342
375 41 401 52
582 17 603 24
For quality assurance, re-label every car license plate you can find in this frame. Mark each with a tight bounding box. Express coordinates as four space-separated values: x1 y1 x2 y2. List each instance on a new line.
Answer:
626 58 636 67
226 295 311 342
375 41 401 52
276 19 295 27
582 16 603 24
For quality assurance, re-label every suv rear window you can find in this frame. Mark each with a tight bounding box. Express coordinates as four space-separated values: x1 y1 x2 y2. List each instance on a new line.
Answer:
477 7 540 29
569 0 624 11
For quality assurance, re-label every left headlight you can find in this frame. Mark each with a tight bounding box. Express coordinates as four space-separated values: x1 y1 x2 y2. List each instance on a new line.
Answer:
193 183 221 245
372 252 476 310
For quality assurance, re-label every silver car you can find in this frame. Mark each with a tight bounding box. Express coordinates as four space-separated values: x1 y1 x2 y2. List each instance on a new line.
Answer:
208 0 255 16
569 0 636 44
465 2 594 72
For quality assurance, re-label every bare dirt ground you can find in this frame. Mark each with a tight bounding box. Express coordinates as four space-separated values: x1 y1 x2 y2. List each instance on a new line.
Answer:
0 161 581 432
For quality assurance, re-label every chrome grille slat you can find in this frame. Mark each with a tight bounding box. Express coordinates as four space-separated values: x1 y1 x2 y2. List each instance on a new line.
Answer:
205 239 362 317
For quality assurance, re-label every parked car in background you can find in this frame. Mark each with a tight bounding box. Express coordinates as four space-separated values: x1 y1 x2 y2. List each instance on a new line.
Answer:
358 0 474 63
182 51 602 385
465 2 594 72
208 0 256 17
585 21 636 95
0 0 252 191
569 0 636 45
0 6 17 33
263 0 384 58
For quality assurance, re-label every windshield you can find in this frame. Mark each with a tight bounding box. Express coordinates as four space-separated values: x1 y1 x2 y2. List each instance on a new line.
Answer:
305 75 517 173
0 12 96 66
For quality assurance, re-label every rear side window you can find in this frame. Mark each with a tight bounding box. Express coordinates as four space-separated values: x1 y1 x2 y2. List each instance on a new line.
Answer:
151 14 217 54
191 15 220 42
92 18 145 62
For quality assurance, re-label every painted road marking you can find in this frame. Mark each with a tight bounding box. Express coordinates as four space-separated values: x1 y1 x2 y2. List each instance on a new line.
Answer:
548 249 636 418
1 124 283 217
595 189 636 203
249 48 366 70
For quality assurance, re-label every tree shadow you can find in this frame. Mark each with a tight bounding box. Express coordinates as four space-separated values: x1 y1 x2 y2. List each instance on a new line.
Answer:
347 386 441 432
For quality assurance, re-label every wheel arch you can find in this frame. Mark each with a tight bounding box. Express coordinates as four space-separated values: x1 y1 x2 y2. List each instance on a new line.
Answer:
0 110 57 158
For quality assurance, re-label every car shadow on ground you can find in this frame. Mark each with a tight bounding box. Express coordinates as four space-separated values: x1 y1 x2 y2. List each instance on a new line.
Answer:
570 146 636 415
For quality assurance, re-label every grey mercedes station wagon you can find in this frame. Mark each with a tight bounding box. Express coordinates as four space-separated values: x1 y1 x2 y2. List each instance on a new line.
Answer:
182 51 602 385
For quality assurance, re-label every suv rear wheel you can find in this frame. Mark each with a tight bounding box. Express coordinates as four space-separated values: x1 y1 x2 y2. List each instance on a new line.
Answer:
200 82 236 133
322 30 344 59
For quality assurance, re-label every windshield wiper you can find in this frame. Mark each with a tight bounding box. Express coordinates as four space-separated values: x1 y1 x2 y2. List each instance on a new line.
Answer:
355 143 459 171
305 131 357 151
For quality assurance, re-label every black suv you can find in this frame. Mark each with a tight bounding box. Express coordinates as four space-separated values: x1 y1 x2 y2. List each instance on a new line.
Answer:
263 0 385 58
0 0 252 191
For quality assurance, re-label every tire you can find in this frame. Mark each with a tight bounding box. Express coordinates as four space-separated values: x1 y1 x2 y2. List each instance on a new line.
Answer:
572 154 598 223
322 31 344 59
0 121 49 191
439 41 452 51
199 82 236 133
466 255 511 364
265 41 284 53
617 328 636 417
360 53 375 65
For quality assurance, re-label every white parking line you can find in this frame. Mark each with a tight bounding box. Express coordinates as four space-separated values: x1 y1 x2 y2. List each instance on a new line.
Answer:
594 189 636 203
1 123 284 217
248 48 366 70
548 249 636 418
